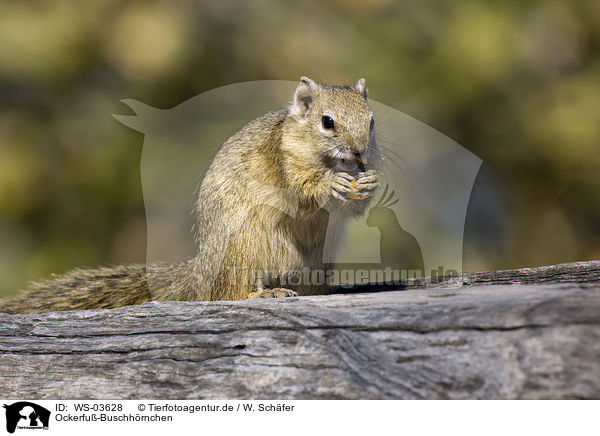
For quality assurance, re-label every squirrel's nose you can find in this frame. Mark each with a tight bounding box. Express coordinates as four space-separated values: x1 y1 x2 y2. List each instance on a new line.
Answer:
354 152 367 171
354 152 367 165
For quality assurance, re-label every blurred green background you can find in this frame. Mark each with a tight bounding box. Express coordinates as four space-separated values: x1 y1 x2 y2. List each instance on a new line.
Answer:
1 0 599 297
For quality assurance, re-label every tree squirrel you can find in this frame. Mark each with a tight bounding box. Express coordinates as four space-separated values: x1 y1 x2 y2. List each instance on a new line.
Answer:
0 77 381 314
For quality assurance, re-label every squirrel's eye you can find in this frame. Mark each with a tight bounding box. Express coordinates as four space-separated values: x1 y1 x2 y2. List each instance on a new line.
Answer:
321 115 335 130
369 118 375 131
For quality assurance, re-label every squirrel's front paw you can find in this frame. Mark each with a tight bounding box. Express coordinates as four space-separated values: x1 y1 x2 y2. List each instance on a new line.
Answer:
331 172 358 202
247 288 298 298
332 170 380 201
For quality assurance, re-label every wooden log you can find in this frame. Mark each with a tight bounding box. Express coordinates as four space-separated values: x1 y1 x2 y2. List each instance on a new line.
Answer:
330 260 600 293
0 261 599 399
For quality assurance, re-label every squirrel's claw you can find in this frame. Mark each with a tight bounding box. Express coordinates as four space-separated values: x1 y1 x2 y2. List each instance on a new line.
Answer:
334 170 380 201
247 288 298 298
331 172 356 202
332 190 349 202
356 170 380 184
354 170 380 195
332 173 358 192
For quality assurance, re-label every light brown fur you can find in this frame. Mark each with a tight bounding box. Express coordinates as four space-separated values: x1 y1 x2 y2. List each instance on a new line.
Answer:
0 77 380 314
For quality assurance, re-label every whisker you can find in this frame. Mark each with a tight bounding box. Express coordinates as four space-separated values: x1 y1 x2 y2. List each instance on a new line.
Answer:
377 143 425 189
375 133 412 152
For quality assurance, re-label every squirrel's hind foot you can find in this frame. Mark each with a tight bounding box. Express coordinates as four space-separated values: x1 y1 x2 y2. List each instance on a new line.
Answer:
247 288 298 299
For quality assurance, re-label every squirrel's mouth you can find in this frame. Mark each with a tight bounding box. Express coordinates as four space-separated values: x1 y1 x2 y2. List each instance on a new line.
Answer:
337 157 358 171
335 153 367 172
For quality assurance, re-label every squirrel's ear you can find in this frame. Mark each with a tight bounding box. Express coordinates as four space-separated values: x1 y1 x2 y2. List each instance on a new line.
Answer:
291 76 316 119
355 78 368 99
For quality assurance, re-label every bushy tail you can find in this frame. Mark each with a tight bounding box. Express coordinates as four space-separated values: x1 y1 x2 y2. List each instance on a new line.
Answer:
0 264 155 314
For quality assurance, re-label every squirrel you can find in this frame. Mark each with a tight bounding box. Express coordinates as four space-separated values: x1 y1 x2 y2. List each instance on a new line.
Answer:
0 77 381 314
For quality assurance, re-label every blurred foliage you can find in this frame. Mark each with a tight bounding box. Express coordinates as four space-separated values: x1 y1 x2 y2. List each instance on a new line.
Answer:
0 0 599 296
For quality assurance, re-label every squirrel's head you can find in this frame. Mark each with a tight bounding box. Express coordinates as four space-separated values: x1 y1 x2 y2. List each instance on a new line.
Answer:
288 76 375 172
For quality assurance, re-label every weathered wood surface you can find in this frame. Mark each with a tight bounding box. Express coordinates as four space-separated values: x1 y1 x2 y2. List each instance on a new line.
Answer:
0 261 599 399
330 260 600 293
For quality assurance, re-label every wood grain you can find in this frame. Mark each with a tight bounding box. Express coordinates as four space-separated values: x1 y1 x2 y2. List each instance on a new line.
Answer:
0 261 599 399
